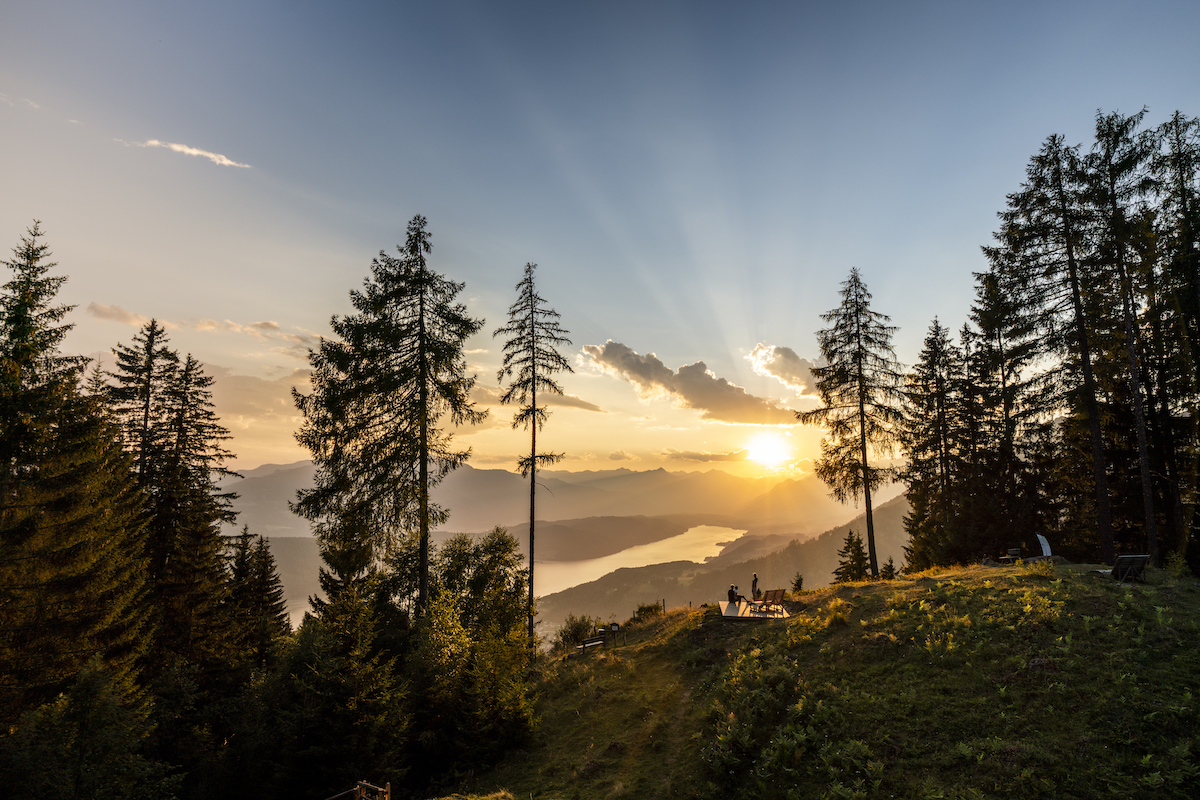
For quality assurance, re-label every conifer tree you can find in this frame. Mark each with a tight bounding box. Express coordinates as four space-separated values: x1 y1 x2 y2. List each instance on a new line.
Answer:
109 319 177 487
832 530 869 582
901 319 963 567
799 268 905 577
294 215 485 615
1086 108 1160 560
998 134 1118 563
108 339 237 673
0 223 149 721
227 527 290 671
494 262 573 650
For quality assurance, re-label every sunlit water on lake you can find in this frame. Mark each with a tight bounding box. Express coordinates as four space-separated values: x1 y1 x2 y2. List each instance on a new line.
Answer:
535 525 746 597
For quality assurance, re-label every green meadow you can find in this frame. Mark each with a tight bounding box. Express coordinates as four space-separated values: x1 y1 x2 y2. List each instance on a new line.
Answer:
445 562 1200 800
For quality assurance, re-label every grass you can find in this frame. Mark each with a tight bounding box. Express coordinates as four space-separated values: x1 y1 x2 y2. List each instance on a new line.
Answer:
437 562 1200 799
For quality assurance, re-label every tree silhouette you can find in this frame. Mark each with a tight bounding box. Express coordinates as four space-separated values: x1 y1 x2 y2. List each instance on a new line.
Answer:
494 262 572 649
294 215 485 615
799 268 904 577
997 134 1117 563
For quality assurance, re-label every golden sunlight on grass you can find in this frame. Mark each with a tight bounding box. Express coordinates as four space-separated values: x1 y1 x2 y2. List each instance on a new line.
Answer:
746 432 791 467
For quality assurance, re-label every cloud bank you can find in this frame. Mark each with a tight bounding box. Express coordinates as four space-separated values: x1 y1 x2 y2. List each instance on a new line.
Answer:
87 304 317 359
747 343 821 395
120 138 251 168
581 340 796 425
662 448 748 462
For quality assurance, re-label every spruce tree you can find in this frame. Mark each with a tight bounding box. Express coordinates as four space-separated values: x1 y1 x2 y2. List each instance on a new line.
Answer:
799 268 905 577
226 527 290 671
901 319 963 567
1086 108 1160 561
294 215 485 615
998 134 1118 563
0 223 149 722
109 319 177 488
832 530 869 582
493 262 573 651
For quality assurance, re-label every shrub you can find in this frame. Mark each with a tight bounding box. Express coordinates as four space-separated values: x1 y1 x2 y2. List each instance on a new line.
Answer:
636 602 663 619
552 613 601 652
792 572 805 593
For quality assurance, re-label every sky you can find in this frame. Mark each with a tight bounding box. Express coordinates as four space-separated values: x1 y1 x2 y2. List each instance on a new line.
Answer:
3 1 1199 475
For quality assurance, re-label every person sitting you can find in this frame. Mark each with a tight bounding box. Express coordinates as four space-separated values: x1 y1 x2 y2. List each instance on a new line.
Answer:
728 584 748 604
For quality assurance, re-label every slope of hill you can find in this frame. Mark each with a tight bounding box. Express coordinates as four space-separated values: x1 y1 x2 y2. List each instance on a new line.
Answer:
535 494 911 627
443 564 1200 799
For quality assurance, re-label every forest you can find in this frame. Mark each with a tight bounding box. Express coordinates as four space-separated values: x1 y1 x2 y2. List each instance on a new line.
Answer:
0 106 1197 799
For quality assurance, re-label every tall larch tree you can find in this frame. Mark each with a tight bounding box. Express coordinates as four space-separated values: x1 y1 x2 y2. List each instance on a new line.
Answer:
294 215 485 616
494 262 573 650
798 268 905 577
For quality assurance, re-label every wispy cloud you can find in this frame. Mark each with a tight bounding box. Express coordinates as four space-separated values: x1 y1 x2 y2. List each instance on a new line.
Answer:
582 340 797 425
747 343 822 396
662 448 749 462
609 450 638 461
470 382 603 413
118 138 251 168
183 318 317 358
87 302 159 328
23 99 41 109
0 94 13 107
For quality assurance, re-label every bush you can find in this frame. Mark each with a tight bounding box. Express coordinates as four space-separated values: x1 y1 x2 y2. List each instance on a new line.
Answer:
552 613 602 652
636 602 663 619
792 572 804 593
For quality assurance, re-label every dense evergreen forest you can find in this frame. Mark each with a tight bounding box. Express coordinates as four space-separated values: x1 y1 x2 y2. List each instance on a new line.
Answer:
0 106 1196 798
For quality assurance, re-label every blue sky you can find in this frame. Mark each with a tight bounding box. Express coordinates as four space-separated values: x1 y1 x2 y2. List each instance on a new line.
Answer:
3 1 1198 470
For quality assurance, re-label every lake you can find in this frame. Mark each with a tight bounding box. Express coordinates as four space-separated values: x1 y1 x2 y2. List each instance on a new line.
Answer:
534 524 746 597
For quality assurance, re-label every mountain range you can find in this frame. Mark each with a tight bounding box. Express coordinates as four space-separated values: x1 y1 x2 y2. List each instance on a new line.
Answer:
221 460 903 540
232 461 909 626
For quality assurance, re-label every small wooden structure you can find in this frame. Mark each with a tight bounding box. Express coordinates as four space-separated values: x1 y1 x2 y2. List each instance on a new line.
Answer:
324 781 390 800
1112 554 1151 584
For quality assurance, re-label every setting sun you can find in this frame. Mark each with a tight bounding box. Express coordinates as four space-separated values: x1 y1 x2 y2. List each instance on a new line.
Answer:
746 433 792 468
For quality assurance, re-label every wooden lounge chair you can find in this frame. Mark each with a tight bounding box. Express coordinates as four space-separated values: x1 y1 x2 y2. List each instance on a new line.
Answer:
1112 554 1150 584
750 588 785 616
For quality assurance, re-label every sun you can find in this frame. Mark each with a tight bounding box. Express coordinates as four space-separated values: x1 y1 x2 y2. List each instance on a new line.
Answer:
746 433 792 468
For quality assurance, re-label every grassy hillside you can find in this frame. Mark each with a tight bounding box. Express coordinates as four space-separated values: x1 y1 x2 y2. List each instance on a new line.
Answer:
536 495 911 628
440 561 1200 799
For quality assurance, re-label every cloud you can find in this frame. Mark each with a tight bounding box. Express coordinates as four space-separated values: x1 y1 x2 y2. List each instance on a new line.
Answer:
662 448 749 462
747 343 821 395
609 450 637 461
581 340 797 425
119 138 251 168
205 365 311 465
0 94 14 106
470 383 603 413
24 99 41 109
87 302 151 327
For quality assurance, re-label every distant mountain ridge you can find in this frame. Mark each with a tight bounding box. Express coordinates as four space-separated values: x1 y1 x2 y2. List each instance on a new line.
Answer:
222 460 901 539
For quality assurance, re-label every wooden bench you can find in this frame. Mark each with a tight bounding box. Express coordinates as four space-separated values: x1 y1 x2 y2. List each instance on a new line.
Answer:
1112 554 1150 584
750 588 786 616
576 631 607 653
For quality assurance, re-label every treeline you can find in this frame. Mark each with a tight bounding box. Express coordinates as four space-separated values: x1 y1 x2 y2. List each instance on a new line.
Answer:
0 221 543 798
902 108 1200 570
